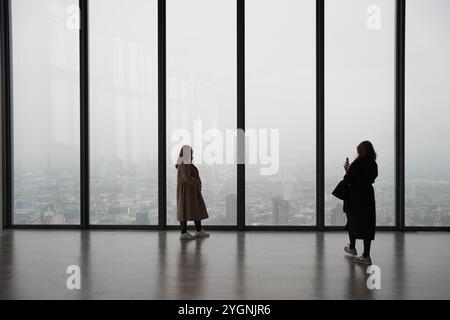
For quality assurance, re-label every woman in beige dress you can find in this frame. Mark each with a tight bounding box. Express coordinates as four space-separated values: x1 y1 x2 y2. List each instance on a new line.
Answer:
176 145 210 240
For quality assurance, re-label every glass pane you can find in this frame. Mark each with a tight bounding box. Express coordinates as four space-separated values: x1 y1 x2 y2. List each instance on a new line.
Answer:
11 0 80 225
325 0 395 226
405 0 450 226
246 0 316 226
89 0 158 225
166 0 237 226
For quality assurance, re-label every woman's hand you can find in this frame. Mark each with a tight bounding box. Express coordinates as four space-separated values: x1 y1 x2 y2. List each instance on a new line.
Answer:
344 162 350 173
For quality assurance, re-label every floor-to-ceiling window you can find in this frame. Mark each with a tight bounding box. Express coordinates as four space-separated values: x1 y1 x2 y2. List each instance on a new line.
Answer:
7 0 450 231
405 0 450 227
89 0 159 225
166 0 237 226
325 0 395 226
245 0 316 226
11 0 80 225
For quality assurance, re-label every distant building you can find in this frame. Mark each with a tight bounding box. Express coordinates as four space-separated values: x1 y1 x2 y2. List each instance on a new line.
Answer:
226 194 237 225
273 197 289 225
136 211 149 225
38 202 55 224
441 211 450 226
64 207 79 221
108 206 128 215
331 204 346 226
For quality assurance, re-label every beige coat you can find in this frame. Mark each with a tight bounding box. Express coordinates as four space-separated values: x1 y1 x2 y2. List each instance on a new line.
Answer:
177 164 209 222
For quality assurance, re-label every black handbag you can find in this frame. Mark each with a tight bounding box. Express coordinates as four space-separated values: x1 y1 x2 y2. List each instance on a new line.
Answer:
332 180 350 201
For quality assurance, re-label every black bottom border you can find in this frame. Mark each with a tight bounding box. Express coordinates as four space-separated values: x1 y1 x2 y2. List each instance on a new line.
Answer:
1 300 448 318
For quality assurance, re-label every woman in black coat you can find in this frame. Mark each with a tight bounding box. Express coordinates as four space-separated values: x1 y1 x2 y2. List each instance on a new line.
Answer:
343 141 378 265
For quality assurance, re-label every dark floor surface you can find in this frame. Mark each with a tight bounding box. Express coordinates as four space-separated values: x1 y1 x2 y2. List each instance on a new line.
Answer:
0 230 449 300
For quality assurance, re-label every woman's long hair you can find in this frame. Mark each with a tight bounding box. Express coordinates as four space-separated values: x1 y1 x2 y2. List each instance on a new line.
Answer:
175 145 193 169
357 141 377 161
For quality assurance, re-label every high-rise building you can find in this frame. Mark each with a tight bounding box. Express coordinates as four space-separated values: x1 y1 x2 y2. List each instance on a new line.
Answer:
136 211 149 225
226 194 237 225
331 203 346 226
273 197 289 225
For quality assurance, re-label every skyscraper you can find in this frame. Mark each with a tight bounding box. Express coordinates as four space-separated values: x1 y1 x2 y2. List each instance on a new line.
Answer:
273 197 289 225
136 211 149 225
226 194 237 225
331 203 346 226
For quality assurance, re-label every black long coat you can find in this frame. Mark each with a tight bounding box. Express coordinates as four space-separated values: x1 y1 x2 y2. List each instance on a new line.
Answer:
343 158 378 240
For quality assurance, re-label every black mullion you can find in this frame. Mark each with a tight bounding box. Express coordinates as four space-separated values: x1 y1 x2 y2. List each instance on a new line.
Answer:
316 0 325 231
79 0 89 229
158 0 167 230
395 0 406 231
237 0 245 232
1 0 12 229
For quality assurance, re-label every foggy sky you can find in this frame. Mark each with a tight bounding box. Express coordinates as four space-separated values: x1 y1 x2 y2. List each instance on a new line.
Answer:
10 0 450 182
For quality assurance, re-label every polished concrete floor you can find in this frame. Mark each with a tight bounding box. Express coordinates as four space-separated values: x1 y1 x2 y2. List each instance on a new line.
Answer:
0 230 449 300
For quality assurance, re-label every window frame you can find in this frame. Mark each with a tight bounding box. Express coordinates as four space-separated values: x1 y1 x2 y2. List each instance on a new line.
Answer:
1 0 448 231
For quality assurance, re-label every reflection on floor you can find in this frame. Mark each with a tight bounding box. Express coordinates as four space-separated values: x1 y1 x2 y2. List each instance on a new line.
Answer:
0 230 449 300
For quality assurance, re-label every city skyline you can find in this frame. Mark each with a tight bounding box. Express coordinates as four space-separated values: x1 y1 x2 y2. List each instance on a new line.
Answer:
13 160 450 227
